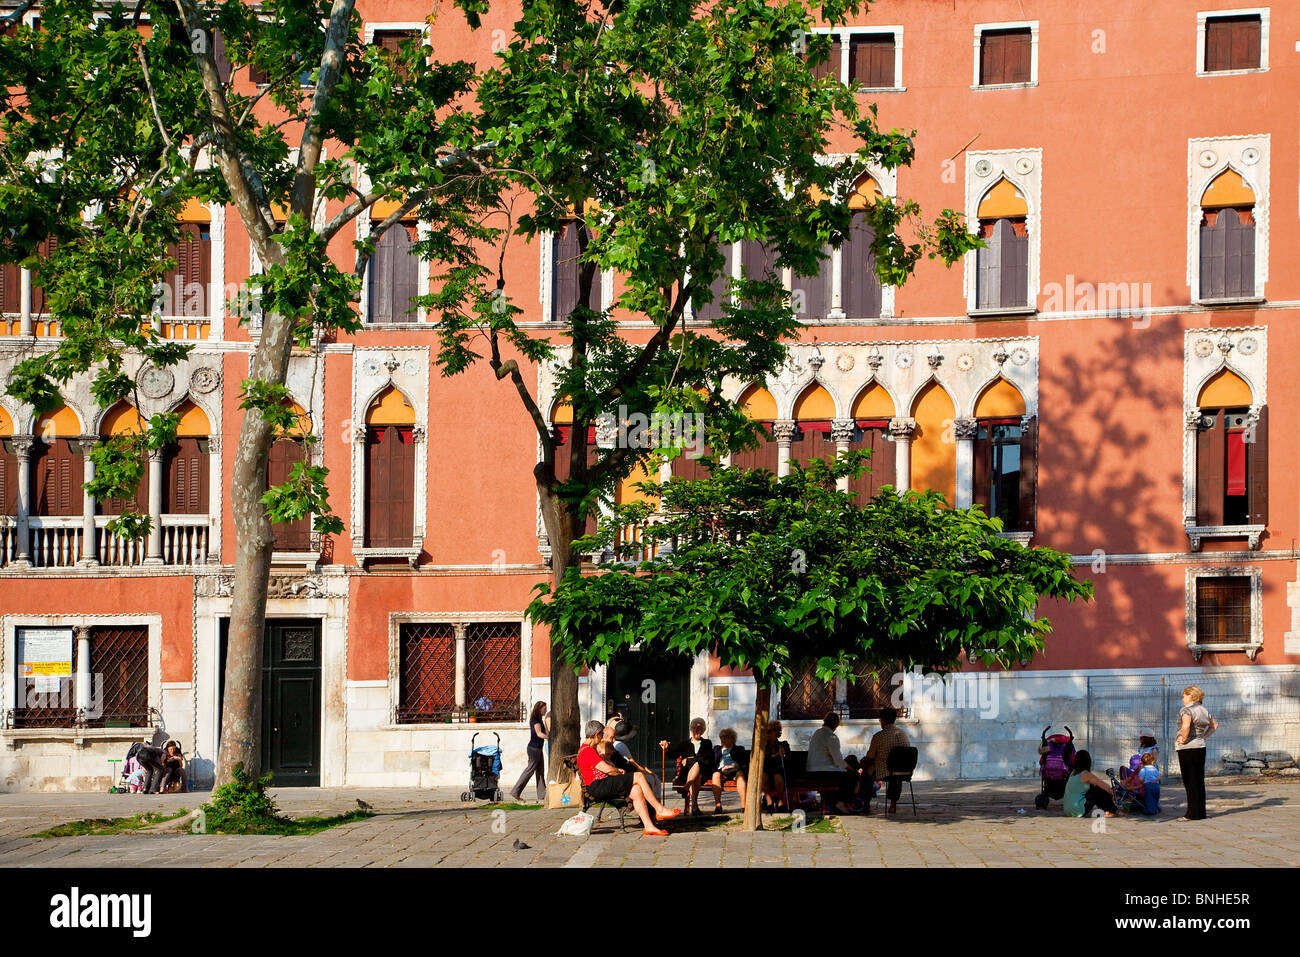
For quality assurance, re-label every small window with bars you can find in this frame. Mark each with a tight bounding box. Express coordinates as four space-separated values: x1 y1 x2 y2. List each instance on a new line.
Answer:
398 622 456 723
846 663 906 719
779 662 838 721
12 625 149 729
1194 576 1252 645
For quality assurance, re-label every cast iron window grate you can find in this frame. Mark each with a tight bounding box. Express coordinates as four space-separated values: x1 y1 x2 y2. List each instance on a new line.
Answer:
398 622 456 723
87 626 148 727
465 622 524 722
779 662 838 721
1196 577 1252 645
846 663 907 719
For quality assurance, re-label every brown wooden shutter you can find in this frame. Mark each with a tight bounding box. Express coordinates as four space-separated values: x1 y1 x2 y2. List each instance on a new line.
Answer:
30 235 57 316
1206 16 1261 71
694 242 732 322
981 29 1030 84
850 34 894 87
732 423 779 473
1196 410 1225 526
549 425 598 536
792 248 830 320
0 262 20 315
369 224 418 322
842 214 882 318
100 451 149 516
0 442 16 515
976 221 1001 309
809 35 841 80
848 422 893 500
34 439 83 517
1018 417 1037 531
249 64 269 85
790 421 834 469
973 425 992 513
365 426 416 547
267 438 309 550
1000 219 1029 308
164 438 208 514
551 219 583 322
1200 212 1226 299
1205 18 1230 71
980 30 1004 84
1223 208 1255 299
740 239 775 283
1248 406 1268 526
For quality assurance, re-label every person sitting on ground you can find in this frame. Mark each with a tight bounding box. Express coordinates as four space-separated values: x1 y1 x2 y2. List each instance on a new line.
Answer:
1063 749 1120 818
158 739 187 793
762 721 791 812
660 718 717 814
711 728 749 815
806 712 862 815
862 706 911 814
578 720 681 836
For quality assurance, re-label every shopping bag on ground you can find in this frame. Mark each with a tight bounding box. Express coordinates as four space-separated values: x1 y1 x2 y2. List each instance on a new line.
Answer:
556 812 595 836
546 775 583 810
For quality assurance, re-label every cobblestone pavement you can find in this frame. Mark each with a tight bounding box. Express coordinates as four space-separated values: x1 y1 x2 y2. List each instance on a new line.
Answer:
0 778 1295 868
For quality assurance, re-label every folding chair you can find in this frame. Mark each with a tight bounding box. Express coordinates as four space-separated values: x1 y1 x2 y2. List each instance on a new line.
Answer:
885 746 918 817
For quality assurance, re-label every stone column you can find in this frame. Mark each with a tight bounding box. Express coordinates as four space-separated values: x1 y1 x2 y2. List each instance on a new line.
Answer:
1183 409 1202 527
144 447 165 564
954 417 979 509
831 418 856 493
773 420 796 478
74 624 92 716
453 622 468 712
19 268 32 336
12 436 33 567
888 417 916 494
77 438 99 565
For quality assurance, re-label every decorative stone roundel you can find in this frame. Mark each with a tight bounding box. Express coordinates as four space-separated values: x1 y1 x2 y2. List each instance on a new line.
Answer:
1237 336 1259 356
835 353 854 372
1241 148 1260 166
955 353 975 372
402 358 421 376
362 357 382 376
189 366 220 394
137 364 174 399
1197 149 1218 168
1014 156 1034 175
1010 347 1031 366
895 351 913 369
974 159 993 178
1193 338 1216 358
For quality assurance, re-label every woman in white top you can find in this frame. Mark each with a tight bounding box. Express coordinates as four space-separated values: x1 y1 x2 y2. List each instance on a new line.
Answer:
1174 685 1218 821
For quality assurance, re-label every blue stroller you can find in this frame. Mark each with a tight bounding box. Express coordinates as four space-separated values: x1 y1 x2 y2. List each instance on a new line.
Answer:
461 732 504 802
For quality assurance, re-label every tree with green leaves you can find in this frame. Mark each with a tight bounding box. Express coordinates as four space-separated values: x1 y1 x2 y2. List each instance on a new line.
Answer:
0 0 492 783
530 453 1093 830
435 0 978 766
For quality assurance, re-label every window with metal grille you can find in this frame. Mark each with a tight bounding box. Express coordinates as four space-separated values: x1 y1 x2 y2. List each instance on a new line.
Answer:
397 622 456 723
1204 15 1261 72
846 663 906 719
1195 577 1252 644
12 625 148 728
779 661 838 721
979 28 1031 85
465 622 524 722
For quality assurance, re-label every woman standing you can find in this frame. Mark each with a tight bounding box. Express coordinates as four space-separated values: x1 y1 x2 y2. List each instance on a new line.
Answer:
510 701 549 802
1174 685 1218 821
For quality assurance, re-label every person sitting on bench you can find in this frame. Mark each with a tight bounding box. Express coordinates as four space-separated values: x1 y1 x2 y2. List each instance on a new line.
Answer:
806 712 861 815
862 707 910 814
607 720 662 803
711 728 749 815
762 721 791 812
661 718 717 814
578 720 681 836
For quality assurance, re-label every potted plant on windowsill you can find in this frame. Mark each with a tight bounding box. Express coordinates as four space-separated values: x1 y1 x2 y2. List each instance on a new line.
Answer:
470 696 493 724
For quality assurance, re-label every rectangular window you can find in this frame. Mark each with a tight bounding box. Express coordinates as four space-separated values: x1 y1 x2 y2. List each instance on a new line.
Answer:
806 34 841 81
1195 407 1267 527
779 661 837 721
849 33 895 88
846 663 906 719
160 223 211 317
87 625 149 727
1204 14 1262 72
32 438 83 517
398 622 456 723
842 214 883 318
1195 576 1252 644
12 625 147 728
368 223 420 322
979 27 1032 85
550 219 585 322
164 438 210 515
691 241 733 322
465 622 523 722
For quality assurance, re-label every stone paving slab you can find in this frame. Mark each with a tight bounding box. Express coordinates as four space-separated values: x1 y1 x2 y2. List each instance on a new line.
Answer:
0 778 1295 868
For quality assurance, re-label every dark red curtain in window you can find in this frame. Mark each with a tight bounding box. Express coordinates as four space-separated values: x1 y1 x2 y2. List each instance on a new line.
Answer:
1225 428 1247 496
365 425 416 547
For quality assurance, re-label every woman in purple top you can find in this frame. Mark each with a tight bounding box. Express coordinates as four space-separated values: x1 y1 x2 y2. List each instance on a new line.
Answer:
510 701 549 802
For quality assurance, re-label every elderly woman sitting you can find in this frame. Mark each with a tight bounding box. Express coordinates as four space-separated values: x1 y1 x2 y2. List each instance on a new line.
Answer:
578 720 681 836
661 717 717 814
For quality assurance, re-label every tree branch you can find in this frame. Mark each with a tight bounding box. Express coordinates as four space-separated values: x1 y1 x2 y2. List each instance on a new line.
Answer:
291 0 355 218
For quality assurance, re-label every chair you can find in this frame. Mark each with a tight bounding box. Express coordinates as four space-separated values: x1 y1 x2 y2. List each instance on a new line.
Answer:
884 746 918 816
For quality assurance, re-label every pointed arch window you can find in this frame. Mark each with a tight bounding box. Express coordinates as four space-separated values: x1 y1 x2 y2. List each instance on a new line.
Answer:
1199 169 1257 301
1194 370 1266 529
972 379 1035 531
975 178 1029 312
731 386 780 473
364 387 417 548
847 382 896 501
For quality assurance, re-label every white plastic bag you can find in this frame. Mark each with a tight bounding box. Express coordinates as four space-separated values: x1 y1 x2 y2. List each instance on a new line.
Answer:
556 812 595 837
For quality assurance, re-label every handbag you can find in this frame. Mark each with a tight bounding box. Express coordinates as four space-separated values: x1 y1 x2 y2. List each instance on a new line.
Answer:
546 774 584 811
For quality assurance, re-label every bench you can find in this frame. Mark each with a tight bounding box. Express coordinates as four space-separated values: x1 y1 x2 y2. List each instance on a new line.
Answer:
562 757 631 832
766 751 865 811
669 757 739 806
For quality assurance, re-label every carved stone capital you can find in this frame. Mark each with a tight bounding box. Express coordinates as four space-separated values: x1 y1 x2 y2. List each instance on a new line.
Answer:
411 426 426 445
208 435 221 453
1184 409 1203 431
10 435 35 456
953 417 979 440
888 416 917 439
147 447 166 463
76 436 98 455
353 425 368 444
830 418 856 444
771 421 797 444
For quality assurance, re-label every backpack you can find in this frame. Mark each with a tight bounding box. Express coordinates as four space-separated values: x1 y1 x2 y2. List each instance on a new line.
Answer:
1041 736 1075 781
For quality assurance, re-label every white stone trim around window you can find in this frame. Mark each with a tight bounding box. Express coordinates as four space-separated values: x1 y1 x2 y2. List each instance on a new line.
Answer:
1186 135 1269 301
1185 565 1263 660
964 149 1043 314
971 20 1039 89
386 612 532 727
805 25 906 91
1181 325 1267 531
362 21 431 45
1195 8 1270 76
538 228 611 323
1 613 163 726
349 347 429 563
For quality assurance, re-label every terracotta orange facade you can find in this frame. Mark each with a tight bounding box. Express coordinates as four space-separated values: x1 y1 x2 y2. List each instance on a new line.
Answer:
2 0 1298 790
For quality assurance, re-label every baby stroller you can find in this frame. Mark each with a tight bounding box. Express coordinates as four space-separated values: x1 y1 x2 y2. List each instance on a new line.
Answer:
1106 760 1146 813
109 742 146 794
461 732 504 802
1033 725 1075 810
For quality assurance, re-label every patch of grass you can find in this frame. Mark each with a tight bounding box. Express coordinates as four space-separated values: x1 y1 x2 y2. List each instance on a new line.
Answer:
195 763 373 835
479 802 543 811
33 809 189 838
767 811 840 833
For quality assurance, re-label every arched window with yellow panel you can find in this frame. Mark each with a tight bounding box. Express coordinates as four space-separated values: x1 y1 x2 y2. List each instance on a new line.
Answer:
33 405 84 516
0 406 16 516
847 381 896 500
972 378 1034 531
909 381 956 504
791 174 884 321
267 399 312 551
97 402 149 516
165 400 211 515
1199 169 1256 301
548 401 597 536
975 177 1029 311
160 199 212 325
731 385 779 472
1195 368 1265 528
364 386 416 547
368 198 420 323
790 383 836 469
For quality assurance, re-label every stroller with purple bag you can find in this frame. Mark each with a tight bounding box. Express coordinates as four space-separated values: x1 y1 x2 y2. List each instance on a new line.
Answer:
1033 725 1075 810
